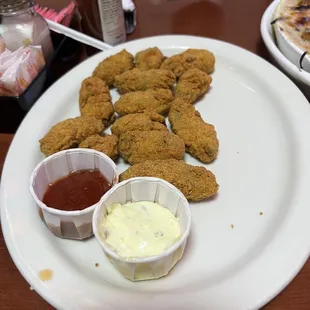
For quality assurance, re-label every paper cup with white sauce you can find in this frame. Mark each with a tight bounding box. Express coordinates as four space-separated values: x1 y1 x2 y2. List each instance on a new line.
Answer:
30 149 119 240
92 177 191 281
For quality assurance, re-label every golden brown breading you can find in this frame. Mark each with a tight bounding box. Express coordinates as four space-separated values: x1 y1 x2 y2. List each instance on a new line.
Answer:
118 131 185 164
80 94 115 127
79 134 118 160
175 69 212 103
169 99 219 163
120 159 219 201
114 69 176 94
111 113 168 136
93 49 134 87
79 76 111 108
114 89 173 116
40 117 104 156
161 49 215 78
135 47 165 70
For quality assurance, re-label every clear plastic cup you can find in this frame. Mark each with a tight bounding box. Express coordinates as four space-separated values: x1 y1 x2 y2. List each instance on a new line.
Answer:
30 149 119 240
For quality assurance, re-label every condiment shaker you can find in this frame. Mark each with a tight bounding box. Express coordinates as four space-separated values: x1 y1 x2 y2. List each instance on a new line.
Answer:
0 0 54 62
97 0 126 45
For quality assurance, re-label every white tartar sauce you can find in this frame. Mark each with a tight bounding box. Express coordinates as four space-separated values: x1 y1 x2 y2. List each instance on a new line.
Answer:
100 201 181 258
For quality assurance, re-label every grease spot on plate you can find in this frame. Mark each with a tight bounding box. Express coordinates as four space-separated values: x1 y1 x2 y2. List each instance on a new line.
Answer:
39 269 53 282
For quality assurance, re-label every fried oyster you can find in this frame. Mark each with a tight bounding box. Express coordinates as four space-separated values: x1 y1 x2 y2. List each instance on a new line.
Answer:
111 113 168 136
40 116 104 156
114 89 173 116
175 69 212 103
114 69 176 94
118 131 185 164
79 134 118 160
93 49 134 87
135 47 165 70
79 77 115 126
161 48 215 78
169 99 219 163
120 159 219 201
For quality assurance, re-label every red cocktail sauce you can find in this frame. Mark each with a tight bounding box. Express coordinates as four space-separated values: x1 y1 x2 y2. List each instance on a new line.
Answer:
42 169 111 211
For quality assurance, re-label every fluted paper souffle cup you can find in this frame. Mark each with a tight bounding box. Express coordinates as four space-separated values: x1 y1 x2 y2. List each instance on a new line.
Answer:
92 177 191 281
30 149 119 240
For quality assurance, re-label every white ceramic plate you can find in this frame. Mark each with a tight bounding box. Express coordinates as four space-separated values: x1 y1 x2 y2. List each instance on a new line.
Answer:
1 35 310 310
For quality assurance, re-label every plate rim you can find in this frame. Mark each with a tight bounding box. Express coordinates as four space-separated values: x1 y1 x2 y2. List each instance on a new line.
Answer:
1 34 310 310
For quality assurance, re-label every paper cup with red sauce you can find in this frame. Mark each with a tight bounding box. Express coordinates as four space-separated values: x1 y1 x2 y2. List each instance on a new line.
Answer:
30 149 119 240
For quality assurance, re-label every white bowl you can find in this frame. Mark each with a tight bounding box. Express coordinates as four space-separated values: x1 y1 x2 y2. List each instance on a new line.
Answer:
30 149 119 240
92 177 191 281
273 0 310 73
261 0 310 97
